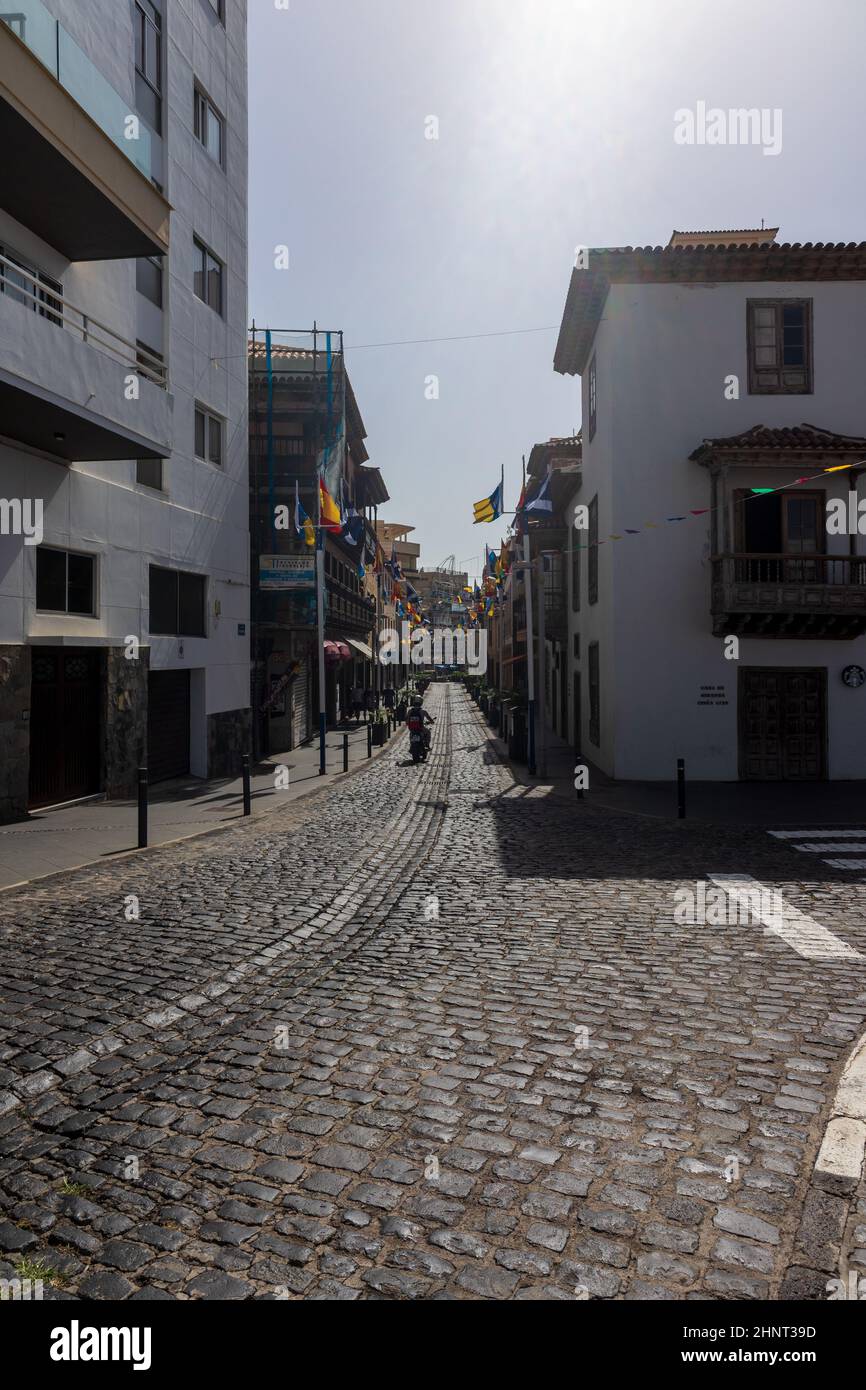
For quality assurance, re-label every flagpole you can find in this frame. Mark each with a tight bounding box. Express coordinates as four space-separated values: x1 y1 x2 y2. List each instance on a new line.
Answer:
522 453 536 776
315 323 327 776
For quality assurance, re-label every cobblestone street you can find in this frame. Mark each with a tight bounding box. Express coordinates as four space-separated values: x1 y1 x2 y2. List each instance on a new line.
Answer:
1 682 865 1301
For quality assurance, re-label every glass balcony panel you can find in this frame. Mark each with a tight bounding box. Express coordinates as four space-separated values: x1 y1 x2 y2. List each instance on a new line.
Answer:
0 1 58 74
58 28 151 178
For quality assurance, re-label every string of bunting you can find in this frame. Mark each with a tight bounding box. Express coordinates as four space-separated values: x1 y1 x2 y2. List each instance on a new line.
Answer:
572 460 862 550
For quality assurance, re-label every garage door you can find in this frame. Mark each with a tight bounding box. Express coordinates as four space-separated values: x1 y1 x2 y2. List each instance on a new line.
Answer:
147 670 190 783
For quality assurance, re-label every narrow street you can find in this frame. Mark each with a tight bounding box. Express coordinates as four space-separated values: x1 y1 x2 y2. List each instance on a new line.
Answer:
1 682 865 1301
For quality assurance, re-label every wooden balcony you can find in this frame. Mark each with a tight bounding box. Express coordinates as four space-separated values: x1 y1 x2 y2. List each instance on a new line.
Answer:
711 553 866 638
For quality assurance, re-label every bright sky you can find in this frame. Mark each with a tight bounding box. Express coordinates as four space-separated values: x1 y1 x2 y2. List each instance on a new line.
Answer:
248 0 866 581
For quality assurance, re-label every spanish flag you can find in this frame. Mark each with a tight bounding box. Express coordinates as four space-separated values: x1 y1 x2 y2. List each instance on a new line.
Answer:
319 477 342 533
472 479 503 525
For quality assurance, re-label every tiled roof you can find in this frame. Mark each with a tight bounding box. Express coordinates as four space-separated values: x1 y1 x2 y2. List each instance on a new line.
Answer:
690 423 866 462
555 241 866 375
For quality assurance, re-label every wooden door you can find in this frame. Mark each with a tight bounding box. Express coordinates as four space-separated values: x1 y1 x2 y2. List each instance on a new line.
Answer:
29 648 101 807
739 667 826 780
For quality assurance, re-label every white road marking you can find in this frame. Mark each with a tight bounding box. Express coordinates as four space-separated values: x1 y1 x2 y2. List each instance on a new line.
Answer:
769 829 866 839
794 842 866 853
708 874 864 962
824 858 866 870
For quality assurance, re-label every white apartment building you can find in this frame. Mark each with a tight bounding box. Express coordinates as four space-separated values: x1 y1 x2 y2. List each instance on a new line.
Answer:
0 0 249 820
555 229 866 782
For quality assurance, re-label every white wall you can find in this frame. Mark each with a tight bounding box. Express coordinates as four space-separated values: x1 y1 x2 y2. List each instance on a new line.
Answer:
596 280 866 780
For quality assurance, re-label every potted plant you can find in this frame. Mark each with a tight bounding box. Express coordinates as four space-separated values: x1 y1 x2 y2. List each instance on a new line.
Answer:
371 710 388 746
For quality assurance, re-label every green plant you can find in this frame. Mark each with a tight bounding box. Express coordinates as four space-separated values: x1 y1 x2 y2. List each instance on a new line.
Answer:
16 1256 67 1287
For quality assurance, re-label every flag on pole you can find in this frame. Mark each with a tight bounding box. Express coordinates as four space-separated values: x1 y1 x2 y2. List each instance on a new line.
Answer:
294 481 316 547
473 479 503 524
319 477 342 533
525 471 553 514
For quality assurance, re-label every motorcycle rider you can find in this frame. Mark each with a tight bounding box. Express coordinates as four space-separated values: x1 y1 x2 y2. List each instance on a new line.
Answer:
406 695 434 754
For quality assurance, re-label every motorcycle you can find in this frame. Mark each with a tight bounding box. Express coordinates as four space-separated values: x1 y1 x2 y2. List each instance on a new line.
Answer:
409 727 427 763
407 713 433 763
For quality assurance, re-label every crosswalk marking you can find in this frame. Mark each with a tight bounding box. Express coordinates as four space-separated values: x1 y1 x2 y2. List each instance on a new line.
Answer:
768 829 866 839
766 826 866 875
794 842 866 853
708 874 863 962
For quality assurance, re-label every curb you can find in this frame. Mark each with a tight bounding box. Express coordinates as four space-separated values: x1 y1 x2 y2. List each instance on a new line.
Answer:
780 1025 866 1299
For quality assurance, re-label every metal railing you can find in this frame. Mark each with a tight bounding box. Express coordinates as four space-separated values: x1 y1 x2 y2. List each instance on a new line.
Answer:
0 250 166 387
714 553 866 587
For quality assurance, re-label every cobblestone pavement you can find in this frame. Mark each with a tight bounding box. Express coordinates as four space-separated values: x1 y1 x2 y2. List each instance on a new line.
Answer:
1 683 865 1301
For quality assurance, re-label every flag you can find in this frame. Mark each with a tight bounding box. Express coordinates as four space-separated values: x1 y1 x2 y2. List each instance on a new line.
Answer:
525 472 553 514
389 541 402 580
319 477 342 533
294 481 315 547
473 479 503 524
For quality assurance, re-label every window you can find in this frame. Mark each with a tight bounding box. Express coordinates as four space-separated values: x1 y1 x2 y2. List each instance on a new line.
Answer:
747 298 813 393
194 85 225 166
193 237 223 314
573 633 580 660
136 255 163 307
149 566 206 636
137 458 164 490
588 643 600 747
136 339 165 388
571 524 580 612
194 403 224 465
588 494 598 605
134 1 162 133
588 353 597 440
0 245 62 326
36 548 95 616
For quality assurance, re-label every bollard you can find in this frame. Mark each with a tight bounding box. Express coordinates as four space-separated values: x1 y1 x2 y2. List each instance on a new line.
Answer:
677 758 685 819
367 724 372 758
137 765 148 848
343 732 349 773
242 752 251 816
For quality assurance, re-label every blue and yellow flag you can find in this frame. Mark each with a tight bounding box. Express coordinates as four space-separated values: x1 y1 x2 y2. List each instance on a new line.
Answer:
473 479 503 525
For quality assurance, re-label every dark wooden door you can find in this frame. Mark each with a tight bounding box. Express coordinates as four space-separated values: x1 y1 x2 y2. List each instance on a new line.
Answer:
739 667 826 780
29 648 101 807
147 670 190 782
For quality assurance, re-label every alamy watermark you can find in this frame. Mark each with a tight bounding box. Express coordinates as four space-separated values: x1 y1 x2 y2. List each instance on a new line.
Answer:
0 497 43 545
674 102 782 157
378 623 487 675
673 881 785 926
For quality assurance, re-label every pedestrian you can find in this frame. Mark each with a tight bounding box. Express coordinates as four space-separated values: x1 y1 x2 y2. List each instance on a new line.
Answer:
350 685 364 723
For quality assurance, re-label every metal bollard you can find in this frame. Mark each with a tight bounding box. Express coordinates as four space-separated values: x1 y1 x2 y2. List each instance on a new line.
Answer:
367 724 372 758
242 752 251 816
343 732 349 772
137 765 148 848
677 758 685 819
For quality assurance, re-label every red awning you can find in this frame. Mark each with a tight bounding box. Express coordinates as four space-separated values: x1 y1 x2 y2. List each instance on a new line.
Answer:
323 640 352 663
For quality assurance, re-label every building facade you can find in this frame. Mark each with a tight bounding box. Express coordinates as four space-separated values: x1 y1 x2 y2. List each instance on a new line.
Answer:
555 230 866 781
0 0 250 820
249 337 389 755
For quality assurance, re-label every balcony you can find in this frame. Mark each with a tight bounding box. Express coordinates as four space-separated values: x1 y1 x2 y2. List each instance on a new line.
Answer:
0 4 169 259
711 554 866 638
0 251 170 460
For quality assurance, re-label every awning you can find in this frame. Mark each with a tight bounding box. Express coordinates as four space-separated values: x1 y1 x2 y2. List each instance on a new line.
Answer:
323 639 351 664
346 638 374 660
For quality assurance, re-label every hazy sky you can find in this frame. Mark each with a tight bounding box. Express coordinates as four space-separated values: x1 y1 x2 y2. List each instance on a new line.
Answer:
248 0 866 581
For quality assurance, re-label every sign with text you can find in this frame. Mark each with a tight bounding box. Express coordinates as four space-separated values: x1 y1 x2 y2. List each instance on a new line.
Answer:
259 555 316 590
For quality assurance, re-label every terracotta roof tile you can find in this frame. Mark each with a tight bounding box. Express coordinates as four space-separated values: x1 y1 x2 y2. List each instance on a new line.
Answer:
689 423 866 461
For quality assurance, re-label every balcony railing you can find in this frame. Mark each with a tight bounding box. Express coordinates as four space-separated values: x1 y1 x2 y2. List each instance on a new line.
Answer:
716 553 866 587
711 553 866 636
2 1 152 178
0 250 166 386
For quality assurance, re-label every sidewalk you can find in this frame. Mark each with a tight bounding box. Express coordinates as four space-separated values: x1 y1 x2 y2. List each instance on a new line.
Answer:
0 721 399 891
481 707 866 826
